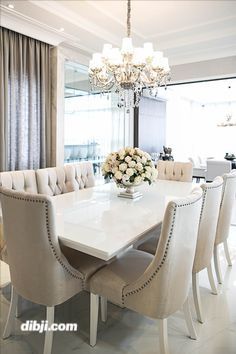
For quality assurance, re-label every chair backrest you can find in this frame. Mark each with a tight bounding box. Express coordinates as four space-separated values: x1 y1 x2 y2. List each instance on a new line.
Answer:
206 159 232 182
0 187 83 306
157 161 193 182
0 170 38 262
193 177 223 274
215 170 236 245
36 162 95 196
0 170 38 193
123 188 202 319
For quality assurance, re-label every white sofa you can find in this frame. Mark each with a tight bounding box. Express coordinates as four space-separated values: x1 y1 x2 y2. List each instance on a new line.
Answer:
206 160 232 182
188 157 206 181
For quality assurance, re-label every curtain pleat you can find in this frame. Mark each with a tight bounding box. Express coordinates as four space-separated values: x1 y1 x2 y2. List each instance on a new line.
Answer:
0 27 51 171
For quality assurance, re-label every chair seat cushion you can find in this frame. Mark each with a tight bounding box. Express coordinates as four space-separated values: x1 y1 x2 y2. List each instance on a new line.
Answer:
60 245 106 284
90 249 153 305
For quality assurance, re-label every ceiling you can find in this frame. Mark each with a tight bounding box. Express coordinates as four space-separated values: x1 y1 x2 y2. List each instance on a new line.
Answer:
1 0 236 65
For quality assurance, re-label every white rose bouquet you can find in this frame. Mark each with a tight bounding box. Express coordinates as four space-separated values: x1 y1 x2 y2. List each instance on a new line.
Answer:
102 147 157 188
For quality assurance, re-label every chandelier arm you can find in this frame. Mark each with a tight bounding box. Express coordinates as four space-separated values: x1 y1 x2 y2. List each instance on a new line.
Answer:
94 75 114 88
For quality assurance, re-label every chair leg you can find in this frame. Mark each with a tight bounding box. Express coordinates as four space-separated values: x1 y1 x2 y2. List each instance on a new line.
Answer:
90 293 99 347
43 306 54 354
192 273 204 324
214 245 223 284
207 263 218 295
100 296 107 322
224 240 232 266
159 319 169 354
3 285 18 339
183 295 197 340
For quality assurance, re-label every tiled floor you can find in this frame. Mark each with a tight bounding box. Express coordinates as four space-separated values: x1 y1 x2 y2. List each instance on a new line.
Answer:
0 226 236 354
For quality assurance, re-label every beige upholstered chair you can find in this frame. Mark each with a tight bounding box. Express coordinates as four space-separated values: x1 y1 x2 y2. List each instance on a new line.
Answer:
192 177 223 323
157 160 193 182
36 162 95 196
214 170 236 284
0 187 106 354
89 188 203 353
0 169 38 263
137 177 224 324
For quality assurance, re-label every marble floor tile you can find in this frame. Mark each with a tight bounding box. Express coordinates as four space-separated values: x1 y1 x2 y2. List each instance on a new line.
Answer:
0 226 236 354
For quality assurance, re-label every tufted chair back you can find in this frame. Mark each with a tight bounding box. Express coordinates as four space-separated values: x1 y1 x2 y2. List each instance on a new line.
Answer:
36 162 95 196
157 161 193 182
0 170 38 193
0 187 84 306
215 170 236 245
123 188 202 319
193 177 223 273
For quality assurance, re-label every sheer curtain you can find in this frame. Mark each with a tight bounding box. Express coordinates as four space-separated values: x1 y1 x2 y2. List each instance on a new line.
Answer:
0 27 51 171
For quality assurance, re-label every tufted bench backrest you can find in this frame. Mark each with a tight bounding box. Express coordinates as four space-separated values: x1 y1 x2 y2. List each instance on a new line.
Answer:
0 170 38 193
36 162 95 196
157 161 193 182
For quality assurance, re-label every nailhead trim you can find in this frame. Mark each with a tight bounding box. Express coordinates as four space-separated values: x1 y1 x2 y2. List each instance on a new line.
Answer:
0 190 85 287
122 195 202 304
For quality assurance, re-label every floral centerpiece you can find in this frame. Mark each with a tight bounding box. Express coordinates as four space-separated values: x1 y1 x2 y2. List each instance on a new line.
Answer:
102 147 157 196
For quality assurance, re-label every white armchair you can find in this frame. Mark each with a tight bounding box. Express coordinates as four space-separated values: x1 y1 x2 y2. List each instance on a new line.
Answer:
206 160 232 182
188 157 206 182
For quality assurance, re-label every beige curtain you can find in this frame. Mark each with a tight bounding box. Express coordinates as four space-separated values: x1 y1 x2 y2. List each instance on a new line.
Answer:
0 27 52 171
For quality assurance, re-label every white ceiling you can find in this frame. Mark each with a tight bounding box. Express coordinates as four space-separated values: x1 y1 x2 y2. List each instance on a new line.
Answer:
1 0 236 65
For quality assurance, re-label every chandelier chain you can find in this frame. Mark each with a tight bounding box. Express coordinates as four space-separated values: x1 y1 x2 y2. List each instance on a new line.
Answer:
127 0 131 37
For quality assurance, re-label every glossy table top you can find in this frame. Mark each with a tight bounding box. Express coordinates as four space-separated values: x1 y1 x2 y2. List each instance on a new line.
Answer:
53 180 194 260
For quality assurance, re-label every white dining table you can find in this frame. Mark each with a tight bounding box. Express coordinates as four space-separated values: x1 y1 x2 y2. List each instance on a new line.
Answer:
53 180 194 261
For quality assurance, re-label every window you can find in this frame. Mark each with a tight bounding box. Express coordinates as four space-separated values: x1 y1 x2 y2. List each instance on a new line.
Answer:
64 62 130 176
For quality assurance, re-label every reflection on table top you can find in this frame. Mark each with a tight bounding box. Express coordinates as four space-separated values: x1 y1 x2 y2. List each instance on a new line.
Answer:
53 180 194 260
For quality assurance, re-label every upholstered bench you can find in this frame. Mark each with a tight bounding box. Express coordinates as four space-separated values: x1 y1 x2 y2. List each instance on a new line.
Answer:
0 162 95 262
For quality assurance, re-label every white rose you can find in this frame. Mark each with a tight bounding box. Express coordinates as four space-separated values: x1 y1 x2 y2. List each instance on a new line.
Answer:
119 163 128 172
128 160 136 168
119 149 126 157
114 171 123 180
125 156 132 163
135 148 143 156
126 168 134 176
129 148 135 156
134 176 142 185
122 174 130 183
141 156 147 164
112 166 119 173
136 162 143 171
103 163 110 172
136 156 141 163
144 152 151 160
145 171 151 179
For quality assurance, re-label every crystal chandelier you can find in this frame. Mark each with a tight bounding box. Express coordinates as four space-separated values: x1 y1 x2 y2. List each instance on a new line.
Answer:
88 0 170 111
217 85 236 127
217 113 236 127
